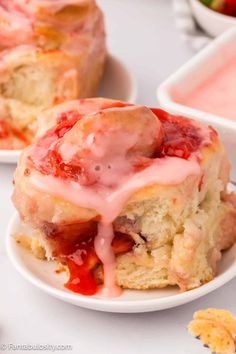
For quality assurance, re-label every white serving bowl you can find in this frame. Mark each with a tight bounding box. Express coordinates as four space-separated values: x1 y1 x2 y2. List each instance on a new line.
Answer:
190 0 236 37
157 27 236 181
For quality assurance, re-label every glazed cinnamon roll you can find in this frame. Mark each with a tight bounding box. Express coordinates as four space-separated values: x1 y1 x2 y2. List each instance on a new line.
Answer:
12 98 236 297
0 0 106 149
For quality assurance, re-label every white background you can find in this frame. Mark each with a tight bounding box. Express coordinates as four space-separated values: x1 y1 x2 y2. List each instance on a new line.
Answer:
0 1 235 354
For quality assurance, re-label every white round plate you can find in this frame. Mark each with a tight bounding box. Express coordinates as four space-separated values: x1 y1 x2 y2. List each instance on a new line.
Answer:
0 54 137 165
6 207 236 313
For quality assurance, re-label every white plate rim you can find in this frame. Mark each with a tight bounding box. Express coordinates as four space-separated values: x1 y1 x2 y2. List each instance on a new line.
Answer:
6 208 236 313
0 53 137 165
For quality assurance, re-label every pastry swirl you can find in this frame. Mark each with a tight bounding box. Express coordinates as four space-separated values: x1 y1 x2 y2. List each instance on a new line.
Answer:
12 98 236 296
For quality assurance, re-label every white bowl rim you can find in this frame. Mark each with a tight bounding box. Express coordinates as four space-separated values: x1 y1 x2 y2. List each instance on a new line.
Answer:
191 0 236 23
157 27 236 131
107 54 138 104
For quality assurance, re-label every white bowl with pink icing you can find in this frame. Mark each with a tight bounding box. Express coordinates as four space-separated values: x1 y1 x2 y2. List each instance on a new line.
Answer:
157 27 236 181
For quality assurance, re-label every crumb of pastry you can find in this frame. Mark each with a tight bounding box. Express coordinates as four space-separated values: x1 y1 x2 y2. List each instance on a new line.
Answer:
14 233 46 260
188 308 236 354
55 263 67 274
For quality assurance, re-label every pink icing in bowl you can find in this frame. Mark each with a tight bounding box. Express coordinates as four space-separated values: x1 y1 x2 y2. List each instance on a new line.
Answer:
157 27 236 181
176 54 236 122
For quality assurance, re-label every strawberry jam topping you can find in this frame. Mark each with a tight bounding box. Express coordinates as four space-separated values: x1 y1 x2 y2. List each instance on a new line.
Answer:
28 104 213 296
49 224 134 296
217 0 236 17
28 102 130 184
151 109 205 159
29 106 208 182
0 120 9 138
0 119 29 145
28 110 81 179
63 237 99 296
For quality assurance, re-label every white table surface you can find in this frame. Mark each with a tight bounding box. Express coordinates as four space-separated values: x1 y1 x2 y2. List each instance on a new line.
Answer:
0 1 235 354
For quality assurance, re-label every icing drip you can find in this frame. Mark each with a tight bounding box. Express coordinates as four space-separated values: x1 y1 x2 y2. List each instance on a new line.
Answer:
26 101 211 297
94 222 122 297
30 156 200 297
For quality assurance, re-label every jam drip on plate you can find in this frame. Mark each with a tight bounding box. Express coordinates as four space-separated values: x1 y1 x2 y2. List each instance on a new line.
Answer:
50 227 134 296
63 237 99 296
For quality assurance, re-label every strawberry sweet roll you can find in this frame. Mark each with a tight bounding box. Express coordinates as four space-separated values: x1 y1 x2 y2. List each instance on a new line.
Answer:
12 98 236 297
0 0 106 149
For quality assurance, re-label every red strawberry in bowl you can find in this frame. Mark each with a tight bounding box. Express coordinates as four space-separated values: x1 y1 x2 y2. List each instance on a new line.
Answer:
223 0 236 16
200 0 236 16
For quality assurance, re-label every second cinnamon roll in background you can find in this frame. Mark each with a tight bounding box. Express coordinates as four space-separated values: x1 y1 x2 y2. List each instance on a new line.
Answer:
0 0 106 150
